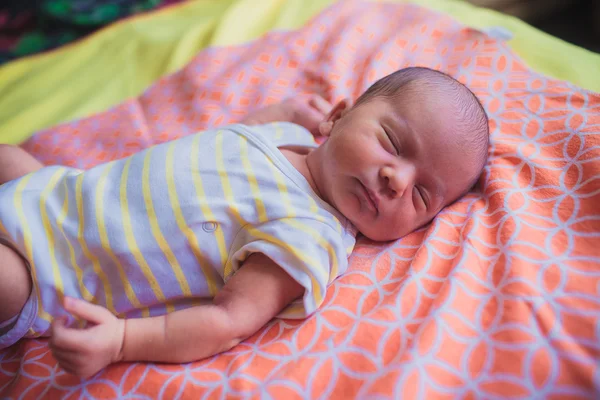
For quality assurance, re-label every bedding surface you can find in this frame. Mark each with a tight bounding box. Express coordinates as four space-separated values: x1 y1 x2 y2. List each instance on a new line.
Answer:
1 0 599 398
1 0 599 146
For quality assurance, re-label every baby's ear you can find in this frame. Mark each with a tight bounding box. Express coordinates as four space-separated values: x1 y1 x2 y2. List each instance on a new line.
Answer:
319 98 352 136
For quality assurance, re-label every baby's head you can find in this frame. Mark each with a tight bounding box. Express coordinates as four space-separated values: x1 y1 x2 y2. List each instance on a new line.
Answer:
307 67 489 241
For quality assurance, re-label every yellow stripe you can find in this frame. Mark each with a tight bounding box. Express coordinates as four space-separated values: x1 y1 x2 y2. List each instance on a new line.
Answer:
308 197 342 235
265 161 340 282
56 179 94 302
139 150 182 313
189 134 228 293
274 122 283 140
244 223 324 304
75 173 116 313
264 129 343 235
167 140 218 297
279 302 306 317
138 150 191 300
216 132 235 210
270 124 346 275
286 219 339 282
13 174 51 323
95 163 149 317
346 245 354 256
239 137 268 222
40 169 70 306
216 132 325 304
0 219 7 235
216 132 241 280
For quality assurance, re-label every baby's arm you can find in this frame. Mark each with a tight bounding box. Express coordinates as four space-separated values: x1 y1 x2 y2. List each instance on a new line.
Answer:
0 144 44 185
122 253 303 363
49 253 304 378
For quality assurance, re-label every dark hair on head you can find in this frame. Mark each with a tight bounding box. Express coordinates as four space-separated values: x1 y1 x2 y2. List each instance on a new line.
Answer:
355 66 490 192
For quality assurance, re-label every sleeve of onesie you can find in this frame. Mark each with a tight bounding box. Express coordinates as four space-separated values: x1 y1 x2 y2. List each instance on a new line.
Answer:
226 217 350 319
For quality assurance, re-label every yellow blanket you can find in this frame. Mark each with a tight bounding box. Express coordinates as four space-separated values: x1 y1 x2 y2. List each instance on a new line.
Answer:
0 0 599 145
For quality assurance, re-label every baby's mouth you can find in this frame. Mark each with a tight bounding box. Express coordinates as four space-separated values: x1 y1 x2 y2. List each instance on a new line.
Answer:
360 180 379 215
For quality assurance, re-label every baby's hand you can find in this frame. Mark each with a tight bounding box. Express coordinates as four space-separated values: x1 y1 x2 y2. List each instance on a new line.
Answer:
242 95 332 135
49 297 125 379
285 95 332 135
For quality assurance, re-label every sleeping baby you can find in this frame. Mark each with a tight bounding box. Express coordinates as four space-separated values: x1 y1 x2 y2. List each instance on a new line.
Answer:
0 66 489 378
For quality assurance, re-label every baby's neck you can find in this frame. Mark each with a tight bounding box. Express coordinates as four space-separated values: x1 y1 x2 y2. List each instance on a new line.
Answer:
279 148 323 199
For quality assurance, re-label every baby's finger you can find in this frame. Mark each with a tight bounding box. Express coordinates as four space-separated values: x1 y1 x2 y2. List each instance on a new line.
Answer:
49 317 70 349
63 297 113 325
57 361 82 377
50 318 90 352
53 352 80 371
50 346 81 362
54 353 77 369
297 108 327 135
308 95 332 114
55 351 93 377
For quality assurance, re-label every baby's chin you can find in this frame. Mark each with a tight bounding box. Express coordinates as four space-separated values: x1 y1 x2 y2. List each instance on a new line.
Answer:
356 217 434 242
356 225 407 242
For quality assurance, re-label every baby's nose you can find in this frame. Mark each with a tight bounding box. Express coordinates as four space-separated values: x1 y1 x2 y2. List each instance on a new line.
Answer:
381 163 415 199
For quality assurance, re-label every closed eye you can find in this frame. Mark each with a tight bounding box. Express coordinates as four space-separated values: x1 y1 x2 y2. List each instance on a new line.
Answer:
417 186 428 210
383 128 399 155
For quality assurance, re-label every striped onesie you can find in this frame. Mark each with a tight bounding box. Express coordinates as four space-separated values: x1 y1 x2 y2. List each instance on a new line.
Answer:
0 122 357 349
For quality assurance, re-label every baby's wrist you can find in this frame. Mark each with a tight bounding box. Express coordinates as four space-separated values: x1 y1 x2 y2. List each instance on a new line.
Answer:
114 318 126 363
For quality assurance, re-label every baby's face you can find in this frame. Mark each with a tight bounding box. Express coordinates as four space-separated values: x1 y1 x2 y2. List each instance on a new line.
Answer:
309 94 482 241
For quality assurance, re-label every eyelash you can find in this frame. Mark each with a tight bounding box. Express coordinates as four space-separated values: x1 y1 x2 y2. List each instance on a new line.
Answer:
381 128 428 210
416 186 428 209
383 129 399 155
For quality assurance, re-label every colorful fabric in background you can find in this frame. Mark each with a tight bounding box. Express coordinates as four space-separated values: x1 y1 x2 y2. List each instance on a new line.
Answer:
1 0 600 398
0 0 184 65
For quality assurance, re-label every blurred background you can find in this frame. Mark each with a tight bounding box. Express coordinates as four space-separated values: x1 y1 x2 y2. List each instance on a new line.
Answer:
0 0 599 66
470 0 600 52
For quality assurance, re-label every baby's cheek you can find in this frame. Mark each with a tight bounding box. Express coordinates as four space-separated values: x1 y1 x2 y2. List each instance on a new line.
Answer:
346 141 379 167
388 205 418 238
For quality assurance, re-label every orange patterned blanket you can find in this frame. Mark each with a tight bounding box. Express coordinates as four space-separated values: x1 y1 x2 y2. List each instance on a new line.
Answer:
1 1 599 398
